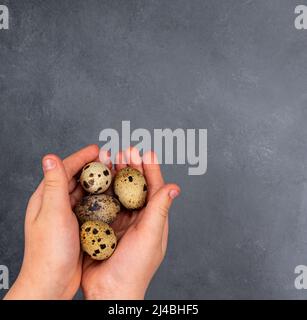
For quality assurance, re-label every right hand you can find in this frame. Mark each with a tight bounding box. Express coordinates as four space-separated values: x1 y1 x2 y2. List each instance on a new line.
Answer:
81 147 180 300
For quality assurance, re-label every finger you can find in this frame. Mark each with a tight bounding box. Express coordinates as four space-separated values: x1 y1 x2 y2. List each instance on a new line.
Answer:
30 181 44 208
70 184 84 208
140 184 180 237
162 218 169 253
69 177 78 193
99 149 117 179
28 146 99 221
125 147 143 174
115 151 127 171
143 151 164 199
40 155 71 215
26 176 46 214
63 144 99 181
25 191 43 224
99 149 113 170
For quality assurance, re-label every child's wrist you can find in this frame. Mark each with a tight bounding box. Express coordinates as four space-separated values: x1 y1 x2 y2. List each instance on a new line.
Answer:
4 275 46 300
83 285 145 300
5 272 69 300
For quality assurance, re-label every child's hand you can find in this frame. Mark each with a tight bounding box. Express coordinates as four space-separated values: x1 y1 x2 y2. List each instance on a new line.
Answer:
5 145 99 300
81 147 180 300
4 145 179 300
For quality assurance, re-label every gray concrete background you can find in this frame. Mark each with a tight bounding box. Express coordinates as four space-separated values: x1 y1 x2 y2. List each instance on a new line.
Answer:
1 0 307 299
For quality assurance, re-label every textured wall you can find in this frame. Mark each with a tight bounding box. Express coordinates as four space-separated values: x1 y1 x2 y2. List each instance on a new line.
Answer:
1 0 307 299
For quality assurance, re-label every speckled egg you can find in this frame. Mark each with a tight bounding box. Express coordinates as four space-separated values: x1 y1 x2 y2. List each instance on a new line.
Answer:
74 194 121 224
80 221 117 260
114 167 147 210
80 162 112 194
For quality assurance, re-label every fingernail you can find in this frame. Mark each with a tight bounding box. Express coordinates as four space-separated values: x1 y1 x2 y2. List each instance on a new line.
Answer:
169 189 180 200
43 158 56 171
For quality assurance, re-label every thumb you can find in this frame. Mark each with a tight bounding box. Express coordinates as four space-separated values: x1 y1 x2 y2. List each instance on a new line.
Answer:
41 154 70 214
141 184 180 235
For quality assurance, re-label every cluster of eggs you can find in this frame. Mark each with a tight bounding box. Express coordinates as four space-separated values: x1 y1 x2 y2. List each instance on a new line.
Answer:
74 162 147 261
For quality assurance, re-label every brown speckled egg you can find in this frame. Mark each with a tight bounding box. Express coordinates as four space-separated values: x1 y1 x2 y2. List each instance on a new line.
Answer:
74 194 120 224
80 162 111 194
114 167 147 210
80 221 117 261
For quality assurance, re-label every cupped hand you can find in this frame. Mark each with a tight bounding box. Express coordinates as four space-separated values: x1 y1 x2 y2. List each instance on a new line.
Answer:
4 145 99 300
81 147 180 300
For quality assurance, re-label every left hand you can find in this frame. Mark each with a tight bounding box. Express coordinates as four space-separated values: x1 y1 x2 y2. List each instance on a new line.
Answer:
4 145 99 300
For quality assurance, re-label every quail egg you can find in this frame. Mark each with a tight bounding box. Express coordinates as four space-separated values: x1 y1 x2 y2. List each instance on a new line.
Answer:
114 167 147 210
80 162 112 194
75 194 121 224
80 221 117 260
